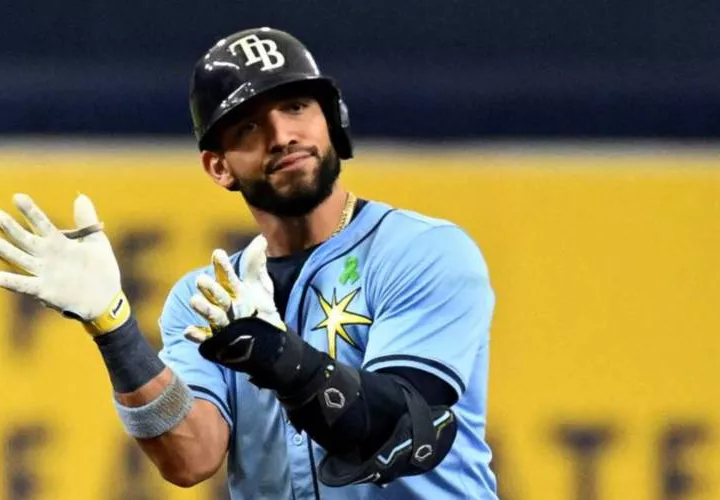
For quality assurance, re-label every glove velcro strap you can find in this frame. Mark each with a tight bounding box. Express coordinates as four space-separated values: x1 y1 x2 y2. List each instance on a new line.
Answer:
84 291 131 336
61 222 105 240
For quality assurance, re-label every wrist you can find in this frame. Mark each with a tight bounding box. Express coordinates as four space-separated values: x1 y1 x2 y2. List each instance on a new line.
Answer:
198 317 323 391
94 315 165 393
84 290 131 336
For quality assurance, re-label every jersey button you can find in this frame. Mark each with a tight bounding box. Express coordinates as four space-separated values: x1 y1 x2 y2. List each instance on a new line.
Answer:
292 434 304 446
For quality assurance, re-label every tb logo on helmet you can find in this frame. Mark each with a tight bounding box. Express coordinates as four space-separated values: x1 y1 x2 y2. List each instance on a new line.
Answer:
228 34 286 71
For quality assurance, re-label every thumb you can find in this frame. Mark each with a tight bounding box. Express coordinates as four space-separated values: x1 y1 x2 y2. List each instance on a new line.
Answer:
73 194 100 227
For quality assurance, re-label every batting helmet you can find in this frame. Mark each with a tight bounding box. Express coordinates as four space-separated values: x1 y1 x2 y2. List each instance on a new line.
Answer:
189 27 352 158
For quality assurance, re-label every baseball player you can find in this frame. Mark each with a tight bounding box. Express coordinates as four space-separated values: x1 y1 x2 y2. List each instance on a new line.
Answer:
0 28 498 499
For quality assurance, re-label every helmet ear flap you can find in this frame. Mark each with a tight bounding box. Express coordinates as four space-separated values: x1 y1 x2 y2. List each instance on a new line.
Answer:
327 96 353 160
338 99 350 129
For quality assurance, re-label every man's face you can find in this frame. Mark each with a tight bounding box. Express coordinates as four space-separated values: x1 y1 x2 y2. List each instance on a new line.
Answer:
213 90 340 217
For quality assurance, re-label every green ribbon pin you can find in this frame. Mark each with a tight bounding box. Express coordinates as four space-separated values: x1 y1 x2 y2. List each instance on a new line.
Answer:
339 256 360 285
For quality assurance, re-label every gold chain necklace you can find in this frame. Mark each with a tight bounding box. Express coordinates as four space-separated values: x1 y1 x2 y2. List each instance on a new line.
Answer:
331 192 357 237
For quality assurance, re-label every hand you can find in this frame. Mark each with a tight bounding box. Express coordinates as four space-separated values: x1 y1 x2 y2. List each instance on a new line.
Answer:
184 234 286 344
0 193 129 336
185 236 313 389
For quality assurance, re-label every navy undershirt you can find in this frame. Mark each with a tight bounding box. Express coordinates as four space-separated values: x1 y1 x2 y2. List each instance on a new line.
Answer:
266 198 370 318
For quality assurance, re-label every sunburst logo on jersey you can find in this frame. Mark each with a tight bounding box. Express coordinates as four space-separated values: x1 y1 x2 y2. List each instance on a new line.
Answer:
312 287 372 359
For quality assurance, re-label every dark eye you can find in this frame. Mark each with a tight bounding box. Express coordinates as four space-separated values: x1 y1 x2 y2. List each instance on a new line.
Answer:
236 122 257 138
284 99 310 113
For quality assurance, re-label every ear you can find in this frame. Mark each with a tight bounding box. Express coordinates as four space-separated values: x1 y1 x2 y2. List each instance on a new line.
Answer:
201 151 238 190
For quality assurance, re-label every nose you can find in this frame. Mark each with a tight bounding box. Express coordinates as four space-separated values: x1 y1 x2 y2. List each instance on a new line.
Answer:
266 109 299 154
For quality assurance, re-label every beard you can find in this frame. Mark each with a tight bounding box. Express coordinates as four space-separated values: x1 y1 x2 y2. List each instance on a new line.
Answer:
235 146 341 217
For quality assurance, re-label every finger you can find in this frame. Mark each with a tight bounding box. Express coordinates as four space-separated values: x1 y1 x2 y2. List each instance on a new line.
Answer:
73 193 100 227
0 238 39 274
241 235 268 283
189 294 230 329
196 274 232 311
13 194 57 237
212 249 242 299
229 280 259 319
0 271 40 296
0 210 40 254
183 325 213 344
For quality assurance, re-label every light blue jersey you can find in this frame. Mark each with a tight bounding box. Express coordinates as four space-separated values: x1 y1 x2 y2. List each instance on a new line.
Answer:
159 200 498 499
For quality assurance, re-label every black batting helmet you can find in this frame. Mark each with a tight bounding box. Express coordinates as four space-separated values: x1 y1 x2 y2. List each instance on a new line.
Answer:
189 27 352 158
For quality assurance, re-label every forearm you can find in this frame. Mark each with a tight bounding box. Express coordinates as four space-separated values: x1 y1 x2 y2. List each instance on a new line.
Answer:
282 364 455 458
285 369 405 457
96 317 228 485
279 357 458 487
135 396 228 486
201 317 457 485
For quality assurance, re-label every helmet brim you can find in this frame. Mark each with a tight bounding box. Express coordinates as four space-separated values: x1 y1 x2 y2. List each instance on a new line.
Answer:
197 74 339 151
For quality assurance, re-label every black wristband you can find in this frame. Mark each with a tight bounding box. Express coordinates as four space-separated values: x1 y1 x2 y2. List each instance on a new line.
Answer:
94 316 165 393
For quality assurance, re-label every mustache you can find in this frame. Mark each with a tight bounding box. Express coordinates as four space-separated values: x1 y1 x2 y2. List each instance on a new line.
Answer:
266 145 320 173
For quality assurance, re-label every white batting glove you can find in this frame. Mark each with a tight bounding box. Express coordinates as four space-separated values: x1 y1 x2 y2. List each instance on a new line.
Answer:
0 193 129 336
184 234 286 343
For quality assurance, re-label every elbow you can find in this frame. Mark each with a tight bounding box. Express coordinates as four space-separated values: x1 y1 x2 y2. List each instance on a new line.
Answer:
159 463 219 488
165 476 204 489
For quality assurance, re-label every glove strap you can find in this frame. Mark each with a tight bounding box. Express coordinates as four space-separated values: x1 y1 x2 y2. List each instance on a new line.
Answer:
83 291 131 336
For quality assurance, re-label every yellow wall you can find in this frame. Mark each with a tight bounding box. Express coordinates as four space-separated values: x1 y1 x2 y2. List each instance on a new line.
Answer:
0 147 718 499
